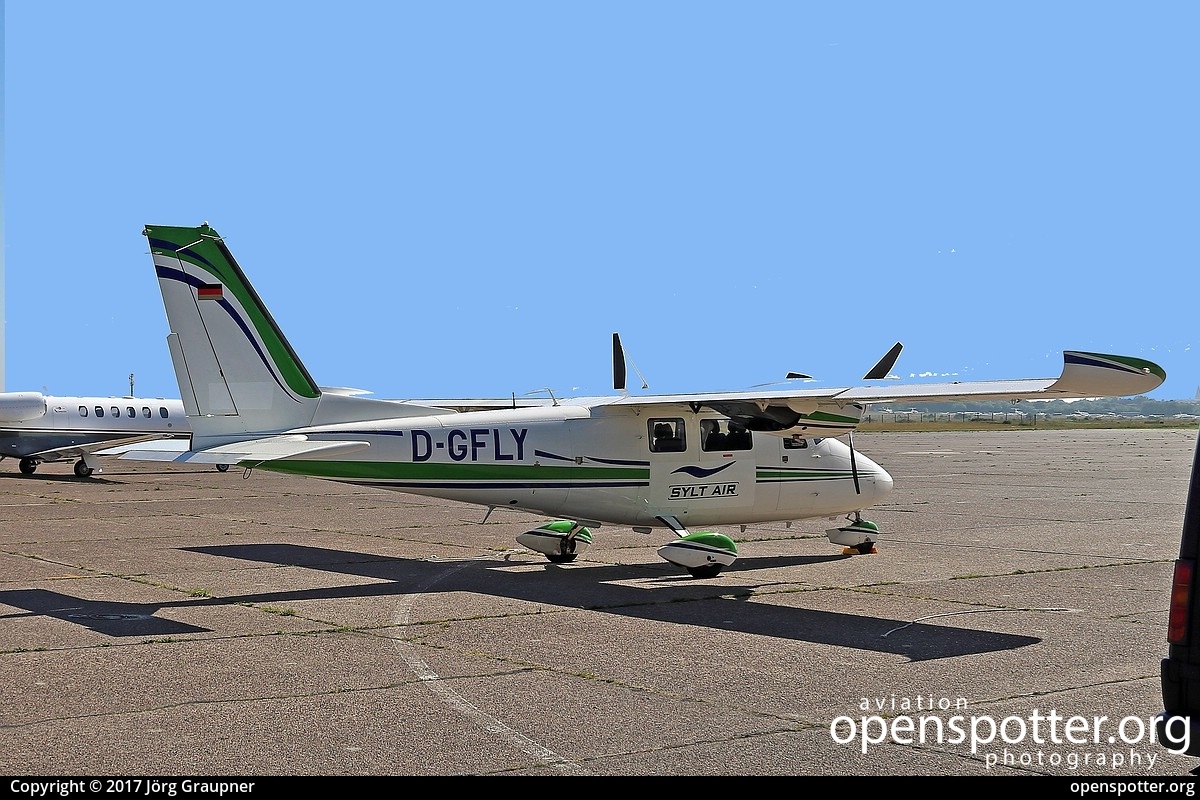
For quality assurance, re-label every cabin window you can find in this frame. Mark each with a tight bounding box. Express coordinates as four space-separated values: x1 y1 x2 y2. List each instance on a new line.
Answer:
702 419 752 452
142 407 151 418
784 436 809 450
648 418 686 453
95 406 104 417
79 405 89 417
127 406 135 418
159 406 169 418
111 406 120 418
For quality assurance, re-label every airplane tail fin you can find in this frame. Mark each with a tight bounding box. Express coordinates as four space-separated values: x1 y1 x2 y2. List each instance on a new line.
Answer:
144 223 432 448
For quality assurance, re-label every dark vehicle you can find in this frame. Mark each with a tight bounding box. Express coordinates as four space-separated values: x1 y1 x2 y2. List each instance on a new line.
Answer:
1157 429 1200 763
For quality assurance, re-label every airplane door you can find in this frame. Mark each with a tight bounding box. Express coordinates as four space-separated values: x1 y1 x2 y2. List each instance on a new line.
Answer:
59 401 84 430
646 417 756 525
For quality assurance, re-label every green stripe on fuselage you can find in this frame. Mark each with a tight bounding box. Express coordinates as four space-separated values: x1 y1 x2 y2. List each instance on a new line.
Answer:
255 460 650 482
756 468 858 482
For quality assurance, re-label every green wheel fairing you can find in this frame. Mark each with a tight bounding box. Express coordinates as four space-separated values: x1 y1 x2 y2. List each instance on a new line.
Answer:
538 520 594 544
145 224 320 399
255 459 650 484
678 531 738 555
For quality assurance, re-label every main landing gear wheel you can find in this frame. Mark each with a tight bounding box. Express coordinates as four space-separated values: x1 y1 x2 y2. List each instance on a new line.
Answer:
546 537 579 563
687 564 724 579
515 521 593 564
74 460 94 478
215 464 230 472
18 458 37 475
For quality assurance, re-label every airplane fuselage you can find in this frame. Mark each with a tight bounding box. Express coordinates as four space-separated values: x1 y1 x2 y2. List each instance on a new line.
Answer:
239 403 894 530
0 393 187 474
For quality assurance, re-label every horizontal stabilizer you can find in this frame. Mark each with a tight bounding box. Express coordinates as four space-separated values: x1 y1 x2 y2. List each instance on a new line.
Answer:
117 435 370 465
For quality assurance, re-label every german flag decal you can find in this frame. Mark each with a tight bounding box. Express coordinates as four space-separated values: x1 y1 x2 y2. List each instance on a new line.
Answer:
198 284 223 299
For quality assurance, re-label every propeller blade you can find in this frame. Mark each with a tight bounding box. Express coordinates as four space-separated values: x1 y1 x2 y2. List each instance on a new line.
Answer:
848 430 861 494
612 333 627 392
863 342 903 380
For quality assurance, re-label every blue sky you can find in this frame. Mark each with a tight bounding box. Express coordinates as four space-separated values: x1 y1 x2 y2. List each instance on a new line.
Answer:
4 2 1197 402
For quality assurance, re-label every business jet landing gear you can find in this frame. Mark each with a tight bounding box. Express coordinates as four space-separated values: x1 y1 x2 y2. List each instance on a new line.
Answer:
18 457 38 475
825 513 879 555
516 521 594 564
73 460 94 478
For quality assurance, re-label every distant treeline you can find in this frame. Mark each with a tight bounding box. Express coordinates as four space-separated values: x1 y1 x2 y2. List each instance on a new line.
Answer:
889 396 1200 416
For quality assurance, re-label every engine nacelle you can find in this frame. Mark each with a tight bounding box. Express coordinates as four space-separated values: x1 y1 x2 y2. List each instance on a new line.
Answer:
0 392 47 424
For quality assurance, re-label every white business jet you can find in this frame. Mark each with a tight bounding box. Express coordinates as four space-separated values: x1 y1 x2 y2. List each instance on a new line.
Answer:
122 222 1167 577
0 392 188 477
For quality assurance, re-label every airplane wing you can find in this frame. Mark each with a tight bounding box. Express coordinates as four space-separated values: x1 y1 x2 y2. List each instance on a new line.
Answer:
405 350 1166 438
97 437 193 456
26 433 189 463
116 435 372 465
608 350 1166 436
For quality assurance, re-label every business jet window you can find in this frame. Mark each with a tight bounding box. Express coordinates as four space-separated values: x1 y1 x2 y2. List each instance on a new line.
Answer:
127 406 135 418
111 406 120 418
142 407 151 418
649 418 686 453
79 405 89 417
95 406 105 417
159 407 169 418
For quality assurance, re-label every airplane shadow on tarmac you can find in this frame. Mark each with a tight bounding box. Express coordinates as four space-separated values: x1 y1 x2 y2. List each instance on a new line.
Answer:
0 543 1040 662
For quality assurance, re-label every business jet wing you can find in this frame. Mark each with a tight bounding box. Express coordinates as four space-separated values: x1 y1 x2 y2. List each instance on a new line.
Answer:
117 434 371 466
26 432 188 464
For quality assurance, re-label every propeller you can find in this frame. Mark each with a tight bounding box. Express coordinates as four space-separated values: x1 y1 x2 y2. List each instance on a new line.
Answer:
773 341 901 386
612 333 648 391
612 333 626 392
847 429 861 494
863 342 903 380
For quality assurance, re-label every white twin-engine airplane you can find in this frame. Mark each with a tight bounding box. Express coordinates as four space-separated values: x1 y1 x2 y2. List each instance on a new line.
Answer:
123 222 1167 578
0 392 188 477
